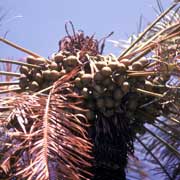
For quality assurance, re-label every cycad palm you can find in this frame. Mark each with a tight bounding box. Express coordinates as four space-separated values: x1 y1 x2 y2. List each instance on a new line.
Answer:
0 2 180 180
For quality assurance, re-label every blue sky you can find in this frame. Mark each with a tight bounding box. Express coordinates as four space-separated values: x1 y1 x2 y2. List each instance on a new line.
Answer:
0 0 172 60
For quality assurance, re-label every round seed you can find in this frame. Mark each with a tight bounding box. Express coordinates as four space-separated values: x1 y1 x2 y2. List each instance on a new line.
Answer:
102 77 113 87
113 88 123 100
50 70 60 81
49 62 58 70
120 59 131 67
116 63 127 73
122 81 130 93
34 73 43 84
108 61 118 71
94 72 104 83
96 98 104 109
132 61 144 71
74 77 82 89
81 74 93 86
81 87 89 98
139 57 148 66
85 110 95 121
19 74 29 89
64 55 78 66
29 81 39 91
105 97 114 109
20 66 29 75
42 70 51 80
54 53 64 63
95 61 107 70
27 56 46 65
101 66 112 77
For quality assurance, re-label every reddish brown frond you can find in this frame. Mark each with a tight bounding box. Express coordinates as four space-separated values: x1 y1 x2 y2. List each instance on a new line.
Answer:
0 73 92 180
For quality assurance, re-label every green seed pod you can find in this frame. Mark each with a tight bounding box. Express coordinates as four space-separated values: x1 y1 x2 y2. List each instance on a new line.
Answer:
29 81 40 91
104 97 114 109
81 74 93 86
113 88 123 100
122 81 130 93
20 66 29 75
54 53 64 63
95 61 107 70
101 66 112 77
132 61 144 71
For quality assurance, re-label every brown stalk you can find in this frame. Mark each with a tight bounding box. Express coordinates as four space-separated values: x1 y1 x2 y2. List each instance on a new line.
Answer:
0 37 42 58
0 81 19 86
0 58 40 68
119 23 180 63
136 88 164 98
0 71 21 77
131 22 180 53
128 71 158 76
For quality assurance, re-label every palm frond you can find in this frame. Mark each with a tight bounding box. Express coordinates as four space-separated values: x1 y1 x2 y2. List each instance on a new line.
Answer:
0 71 92 180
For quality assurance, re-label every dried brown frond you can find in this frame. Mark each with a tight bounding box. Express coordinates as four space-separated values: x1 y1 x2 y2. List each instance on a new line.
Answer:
0 70 92 180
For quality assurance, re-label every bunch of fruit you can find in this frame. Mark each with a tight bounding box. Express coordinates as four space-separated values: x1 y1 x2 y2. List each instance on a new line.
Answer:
19 50 158 120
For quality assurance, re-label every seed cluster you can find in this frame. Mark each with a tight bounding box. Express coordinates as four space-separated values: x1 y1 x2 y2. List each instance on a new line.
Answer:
74 55 150 120
19 51 80 91
19 51 158 122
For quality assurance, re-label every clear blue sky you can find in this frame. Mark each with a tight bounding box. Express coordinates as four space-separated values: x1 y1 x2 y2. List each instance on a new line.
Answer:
0 0 172 59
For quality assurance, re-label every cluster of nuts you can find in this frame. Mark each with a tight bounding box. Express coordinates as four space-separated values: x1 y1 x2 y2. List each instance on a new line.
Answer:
19 50 171 124
73 55 150 120
19 51 80 91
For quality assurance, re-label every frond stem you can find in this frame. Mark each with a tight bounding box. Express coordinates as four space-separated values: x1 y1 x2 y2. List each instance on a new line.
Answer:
136 136 173 180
